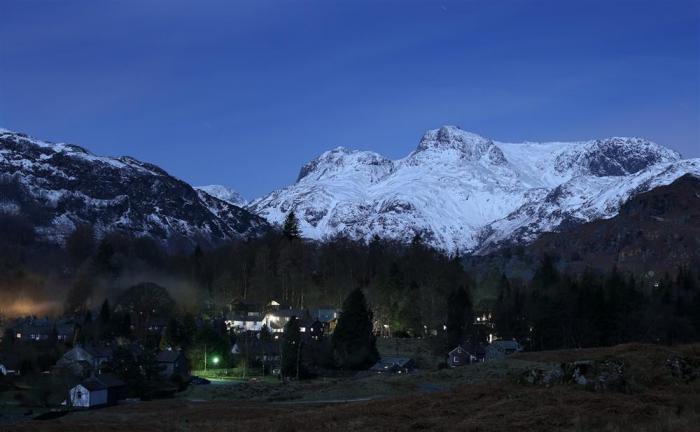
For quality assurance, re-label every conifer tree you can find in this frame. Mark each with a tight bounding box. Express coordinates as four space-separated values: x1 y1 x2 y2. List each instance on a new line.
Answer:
282 211 301 240
281 316 302 378
445 285 471 351
332 288 379 370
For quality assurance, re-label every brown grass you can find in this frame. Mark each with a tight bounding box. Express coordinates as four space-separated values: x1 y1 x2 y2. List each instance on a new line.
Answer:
6 343 700 432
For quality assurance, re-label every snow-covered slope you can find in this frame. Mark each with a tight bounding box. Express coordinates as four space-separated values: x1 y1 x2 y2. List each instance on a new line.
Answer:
0 129 269 248
196 185 248 206
249 125 697 254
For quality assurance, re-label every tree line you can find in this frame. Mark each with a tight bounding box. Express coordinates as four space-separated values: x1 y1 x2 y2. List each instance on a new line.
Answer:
2 212 700 357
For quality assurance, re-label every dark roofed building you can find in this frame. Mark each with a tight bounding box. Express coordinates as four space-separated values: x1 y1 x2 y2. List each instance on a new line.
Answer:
57 345 113 373
447 345 471 368
370 357 417 374
156 349 190 378
485 340 522 361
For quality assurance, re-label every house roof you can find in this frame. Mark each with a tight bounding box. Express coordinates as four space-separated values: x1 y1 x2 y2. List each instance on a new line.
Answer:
308 308 339 322
79 373 125 391
299 318 323 328
271 309 306 318
489 340 521 350
80 379 108 391
371 357 415 370
83 346 113 358
95 373 125 388
229 313 262 322
448 346 469 356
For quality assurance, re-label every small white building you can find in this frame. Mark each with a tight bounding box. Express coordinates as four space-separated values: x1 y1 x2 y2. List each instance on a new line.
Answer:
68 374 125 409
70 381 108 408
225 314 263 334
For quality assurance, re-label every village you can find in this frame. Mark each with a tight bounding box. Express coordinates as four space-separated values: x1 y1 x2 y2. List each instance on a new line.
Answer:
0 293 523 418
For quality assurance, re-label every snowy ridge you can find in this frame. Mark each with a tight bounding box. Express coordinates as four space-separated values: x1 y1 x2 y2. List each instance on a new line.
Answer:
249 125 695 254
0 129 269 247
196 185 248 206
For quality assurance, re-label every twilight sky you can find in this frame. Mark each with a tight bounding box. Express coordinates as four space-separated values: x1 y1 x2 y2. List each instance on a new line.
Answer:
1 0 698 199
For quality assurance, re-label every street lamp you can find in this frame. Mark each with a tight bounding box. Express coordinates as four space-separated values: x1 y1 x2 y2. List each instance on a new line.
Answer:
212 356 220 366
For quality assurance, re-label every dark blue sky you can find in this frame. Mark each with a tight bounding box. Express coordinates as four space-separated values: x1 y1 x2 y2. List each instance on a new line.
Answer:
1 0 698 199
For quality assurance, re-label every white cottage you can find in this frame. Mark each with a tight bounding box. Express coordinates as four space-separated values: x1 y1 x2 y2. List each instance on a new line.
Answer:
68 374 125 408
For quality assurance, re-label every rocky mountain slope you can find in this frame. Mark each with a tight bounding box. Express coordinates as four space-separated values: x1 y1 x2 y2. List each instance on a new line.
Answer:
527 173 700 274
0 129 269 248
249 125 699 254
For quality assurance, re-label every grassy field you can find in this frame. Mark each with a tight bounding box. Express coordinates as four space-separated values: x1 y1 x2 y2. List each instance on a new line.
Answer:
4 343 699 432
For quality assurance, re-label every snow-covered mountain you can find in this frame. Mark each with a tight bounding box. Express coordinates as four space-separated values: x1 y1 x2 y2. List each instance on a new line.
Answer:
196 185 248 206
249 125 699 254
0 129 269 248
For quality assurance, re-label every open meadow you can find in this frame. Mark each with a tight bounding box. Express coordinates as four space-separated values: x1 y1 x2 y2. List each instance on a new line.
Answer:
4 343 698 432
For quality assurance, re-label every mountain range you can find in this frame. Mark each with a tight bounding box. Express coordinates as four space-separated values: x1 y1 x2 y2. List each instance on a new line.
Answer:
1 125 698 254
250 125 699 253
0 129 268 249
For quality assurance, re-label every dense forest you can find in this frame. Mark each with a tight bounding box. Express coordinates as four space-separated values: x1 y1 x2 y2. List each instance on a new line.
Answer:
1 212 700 352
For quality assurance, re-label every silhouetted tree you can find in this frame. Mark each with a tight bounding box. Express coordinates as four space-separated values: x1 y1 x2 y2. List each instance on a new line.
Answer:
282 211 301 241
445 286 472 351
332 288 379 370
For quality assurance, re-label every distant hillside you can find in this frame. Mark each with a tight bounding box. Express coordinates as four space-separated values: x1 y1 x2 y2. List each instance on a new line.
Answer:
465 174 700 282
531 173 700 274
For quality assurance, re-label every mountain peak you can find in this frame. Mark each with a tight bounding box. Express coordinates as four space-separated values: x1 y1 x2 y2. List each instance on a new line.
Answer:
417 126 494 158
555 136 682 177
297 147 394 183
195 185 248 206
413 126 507 165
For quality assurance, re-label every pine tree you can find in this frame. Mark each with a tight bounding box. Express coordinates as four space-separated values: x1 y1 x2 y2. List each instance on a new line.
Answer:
281 316 302 378
332 288 379 370
445 286 471 351
282 211 301 241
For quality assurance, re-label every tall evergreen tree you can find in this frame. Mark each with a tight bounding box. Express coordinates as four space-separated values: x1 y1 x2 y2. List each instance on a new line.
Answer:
281 316 303 378
445 286 471 351
282 211 301 240
332 288 379 370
